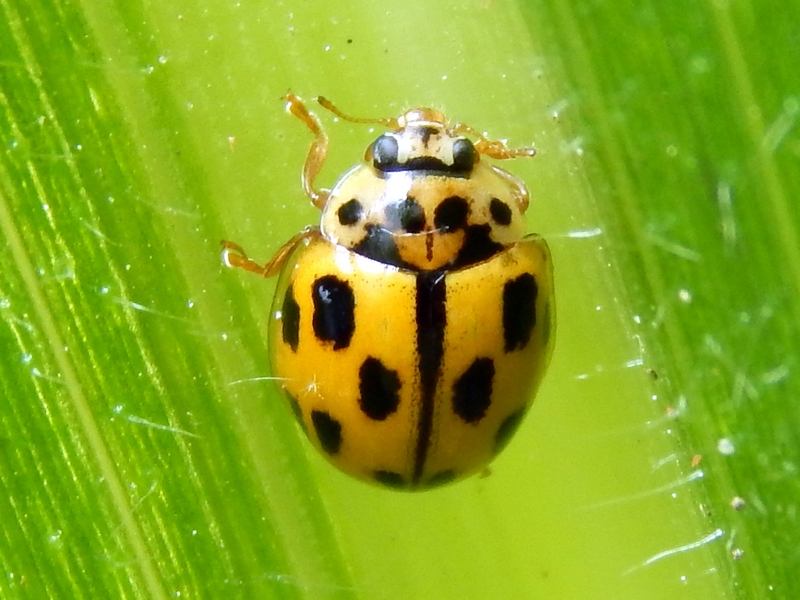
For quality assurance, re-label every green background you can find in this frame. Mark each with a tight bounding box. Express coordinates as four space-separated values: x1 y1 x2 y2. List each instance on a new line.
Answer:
1 0 797 598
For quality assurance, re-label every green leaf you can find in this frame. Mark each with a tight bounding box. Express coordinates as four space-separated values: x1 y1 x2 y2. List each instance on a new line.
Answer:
528 0 799 595
2 0 794 598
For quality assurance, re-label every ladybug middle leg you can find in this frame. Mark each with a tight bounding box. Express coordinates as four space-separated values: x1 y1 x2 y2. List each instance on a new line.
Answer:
284 93 331 210
221 227 321 278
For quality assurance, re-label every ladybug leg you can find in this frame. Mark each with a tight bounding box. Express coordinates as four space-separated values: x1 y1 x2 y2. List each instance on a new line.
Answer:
452 121 535 213
284 93 331 210
221 227 321 278
451 122 536 160
316 96 398 128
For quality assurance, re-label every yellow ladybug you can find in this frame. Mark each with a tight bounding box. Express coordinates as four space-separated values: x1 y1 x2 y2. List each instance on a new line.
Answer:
223 94 554 490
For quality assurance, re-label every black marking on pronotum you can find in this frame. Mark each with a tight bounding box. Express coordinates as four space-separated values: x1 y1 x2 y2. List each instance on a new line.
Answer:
337 198 363 226
453 224 504 269
353 224 409 268
385 197 425 234
413 270 447 483
434 195 469 232
489 197 513 226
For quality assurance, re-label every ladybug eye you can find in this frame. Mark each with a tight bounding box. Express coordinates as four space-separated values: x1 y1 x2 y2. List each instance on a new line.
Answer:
372 134 399 171
452 138 476 171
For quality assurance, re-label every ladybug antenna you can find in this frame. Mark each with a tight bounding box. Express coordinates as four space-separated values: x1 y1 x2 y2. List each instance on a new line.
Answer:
317 96 399 130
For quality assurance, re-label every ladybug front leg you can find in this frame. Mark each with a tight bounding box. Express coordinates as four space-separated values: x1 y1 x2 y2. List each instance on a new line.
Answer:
284 93 331 210
451 121 537 160
221 227 321 278
451 121 536 214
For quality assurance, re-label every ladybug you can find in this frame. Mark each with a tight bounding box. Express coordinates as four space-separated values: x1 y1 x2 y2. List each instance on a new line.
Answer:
222 94 555 490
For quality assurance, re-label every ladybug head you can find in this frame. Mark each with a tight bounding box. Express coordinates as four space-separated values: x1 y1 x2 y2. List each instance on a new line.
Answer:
366 109 478 175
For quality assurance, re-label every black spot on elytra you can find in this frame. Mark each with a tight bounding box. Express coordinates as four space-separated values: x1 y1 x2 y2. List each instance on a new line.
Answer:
337 198 363 226
503 273 538 352
494 409 526 455
452 138 476 171
359 357 402 420
434 196 469 231
281 284 300 352
385 197 426 233
541 301 552 348
425 470 457 488
311 410 342 455
353 224 407 268
285 392 306 433
374 470 406 488
454 224 504 268
490 198 513 226
312 276 355 350
452 357 495 423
